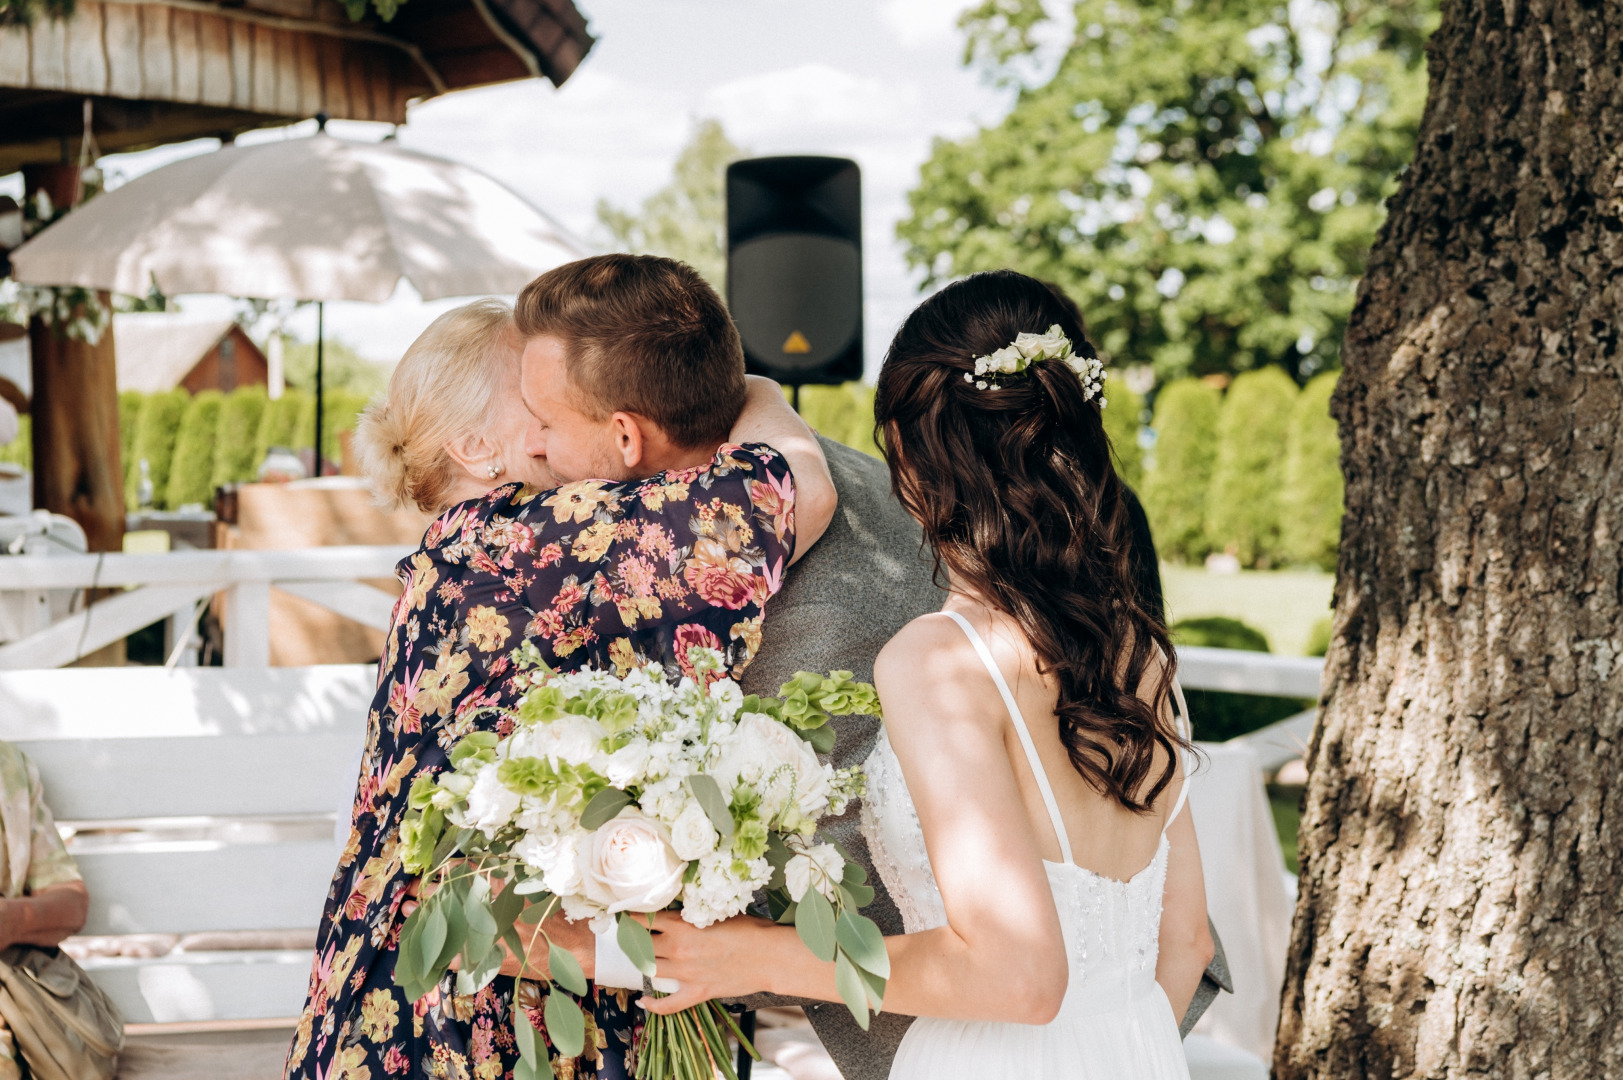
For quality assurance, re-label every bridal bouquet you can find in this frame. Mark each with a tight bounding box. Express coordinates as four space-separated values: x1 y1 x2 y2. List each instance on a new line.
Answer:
393 641 891 1080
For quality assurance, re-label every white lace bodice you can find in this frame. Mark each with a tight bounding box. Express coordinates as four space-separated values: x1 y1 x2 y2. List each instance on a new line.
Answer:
858 611 1191 1016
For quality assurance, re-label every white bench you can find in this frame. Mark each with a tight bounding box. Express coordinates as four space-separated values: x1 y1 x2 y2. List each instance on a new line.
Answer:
0 664 370 1024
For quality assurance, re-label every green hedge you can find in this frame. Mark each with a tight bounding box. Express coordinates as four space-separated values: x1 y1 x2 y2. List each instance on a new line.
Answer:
319 388 371 468
166 390 224 510
212 386 269 488
1171 616 1311 741
1100 374 1145 490
795 383 880 459
1205 367 1298 567
0 416 29 470
254 388 314 469
118 390 144 488
1281 372 1343 571
126 389 189 511
1141 379 1221 561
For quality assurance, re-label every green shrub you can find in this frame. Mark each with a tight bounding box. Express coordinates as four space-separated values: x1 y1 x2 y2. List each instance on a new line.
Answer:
0 415 30 470
254 388 314 470
212 386 269 488
166 390 223 510
1305 616 1333 658
1206 367 1298 566
1281 371 1344 570
118 391 145 489
1171 616 1309 741
1100 373 1145 490
1141 379 1221 561
794 383 881 459
127 389 189 510
319 388 372 468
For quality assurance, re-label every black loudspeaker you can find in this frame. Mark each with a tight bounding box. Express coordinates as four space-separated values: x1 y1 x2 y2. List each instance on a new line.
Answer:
726 156 863 386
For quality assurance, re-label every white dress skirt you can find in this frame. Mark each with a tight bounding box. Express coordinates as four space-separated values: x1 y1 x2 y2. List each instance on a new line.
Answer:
860 611 1194 1080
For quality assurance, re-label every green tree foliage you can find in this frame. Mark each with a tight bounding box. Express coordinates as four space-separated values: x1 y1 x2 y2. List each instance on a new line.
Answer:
901 0 1438 382
280 337 391 400
795 384 881 459
1281 370 1344 569
166 391 224 510
1140 379 1220 561
597 119 746 289
0 0 73 26
1206 367 1298 566
0 416 30 470
118 390 144 490
127 389 189 511
1100 376 1145 489
212 386 270 488
1171 616 1309 740
320 388 372 469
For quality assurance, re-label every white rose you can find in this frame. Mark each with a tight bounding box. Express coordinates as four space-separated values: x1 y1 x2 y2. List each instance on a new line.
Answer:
512 715 606 767
669 801 718 861
462 763 520 834
578 809 687 914
599 740 651 787
784 842 844 903
714 713 827 819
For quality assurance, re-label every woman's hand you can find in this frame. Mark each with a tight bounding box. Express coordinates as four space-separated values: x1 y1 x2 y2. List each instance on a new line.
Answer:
637 911 782 1014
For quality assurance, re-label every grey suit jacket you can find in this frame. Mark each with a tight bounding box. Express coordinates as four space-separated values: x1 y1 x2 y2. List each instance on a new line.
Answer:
735 438 1229 1080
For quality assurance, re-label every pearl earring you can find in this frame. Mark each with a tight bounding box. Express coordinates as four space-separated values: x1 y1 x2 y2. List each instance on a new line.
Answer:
487 463 504 480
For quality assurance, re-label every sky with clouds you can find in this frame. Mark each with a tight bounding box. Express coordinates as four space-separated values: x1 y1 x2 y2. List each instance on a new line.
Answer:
64 0 1018 374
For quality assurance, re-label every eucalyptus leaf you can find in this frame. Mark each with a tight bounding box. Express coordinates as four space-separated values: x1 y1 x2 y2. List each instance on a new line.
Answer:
835 911 890 978
834 951 871 1030
686 774 735 840
437 885 469 972
465 876 498 936
775 900 799 925
492 879 527 937
580 787 633 830
795 888 837 962
617 912 658 977
841 861 868 887
457 937 503 997
549 941 588 996
839 881 875 909
854 960 887 1012
420 904 448 980
545 989 587 1058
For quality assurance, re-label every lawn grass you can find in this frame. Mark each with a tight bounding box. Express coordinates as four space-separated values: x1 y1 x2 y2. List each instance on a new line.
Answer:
1160 563 1335 656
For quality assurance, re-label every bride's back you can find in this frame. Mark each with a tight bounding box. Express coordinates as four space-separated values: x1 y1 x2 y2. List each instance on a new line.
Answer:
931 604 1180 883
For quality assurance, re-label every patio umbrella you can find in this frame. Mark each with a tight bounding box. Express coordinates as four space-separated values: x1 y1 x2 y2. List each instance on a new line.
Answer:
10 130 586 474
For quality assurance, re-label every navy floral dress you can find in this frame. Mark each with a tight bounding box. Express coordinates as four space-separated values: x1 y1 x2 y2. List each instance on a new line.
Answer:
285 444 798 1080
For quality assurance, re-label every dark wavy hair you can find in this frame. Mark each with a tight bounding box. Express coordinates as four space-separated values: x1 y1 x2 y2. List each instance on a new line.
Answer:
874 270 1185 813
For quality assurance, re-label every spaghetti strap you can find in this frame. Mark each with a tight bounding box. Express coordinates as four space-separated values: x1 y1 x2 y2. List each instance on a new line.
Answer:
1162 676 1193 836
941 610 1075 865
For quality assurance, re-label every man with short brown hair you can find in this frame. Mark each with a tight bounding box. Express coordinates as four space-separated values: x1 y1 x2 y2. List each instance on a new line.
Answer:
515 253 750 482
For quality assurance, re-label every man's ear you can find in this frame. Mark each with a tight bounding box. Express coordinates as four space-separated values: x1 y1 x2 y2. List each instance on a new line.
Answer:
608 411 648 471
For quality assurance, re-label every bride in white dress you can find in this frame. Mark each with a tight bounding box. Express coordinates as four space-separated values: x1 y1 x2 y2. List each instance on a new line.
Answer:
641 270 1214 1079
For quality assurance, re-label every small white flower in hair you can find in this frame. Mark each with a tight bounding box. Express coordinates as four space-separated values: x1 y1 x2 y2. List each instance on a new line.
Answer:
968 324 1107 404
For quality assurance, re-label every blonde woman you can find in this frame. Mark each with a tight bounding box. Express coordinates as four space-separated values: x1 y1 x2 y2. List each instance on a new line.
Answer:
287 271 834 1080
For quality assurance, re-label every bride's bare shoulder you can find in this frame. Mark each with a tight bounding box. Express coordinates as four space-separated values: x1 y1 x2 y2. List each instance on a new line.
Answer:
873 613 983 695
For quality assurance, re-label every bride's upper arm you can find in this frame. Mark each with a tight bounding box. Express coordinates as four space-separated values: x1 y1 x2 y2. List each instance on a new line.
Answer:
873 619 1066 958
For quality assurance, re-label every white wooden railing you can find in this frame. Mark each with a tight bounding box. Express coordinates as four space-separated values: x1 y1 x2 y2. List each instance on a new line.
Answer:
0 546 412 670
0 546 1331 699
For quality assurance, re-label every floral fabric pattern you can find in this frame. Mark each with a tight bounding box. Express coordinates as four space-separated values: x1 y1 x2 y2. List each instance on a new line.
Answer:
286 444 796 1080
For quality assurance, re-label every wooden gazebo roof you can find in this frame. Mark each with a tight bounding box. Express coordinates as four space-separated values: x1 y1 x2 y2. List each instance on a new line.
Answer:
0 0 592 173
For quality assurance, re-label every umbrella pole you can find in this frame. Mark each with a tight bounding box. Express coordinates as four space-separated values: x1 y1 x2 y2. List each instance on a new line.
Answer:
314 301 325 478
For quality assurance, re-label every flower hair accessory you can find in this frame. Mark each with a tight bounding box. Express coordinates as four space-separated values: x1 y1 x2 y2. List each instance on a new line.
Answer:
964 324 1107 406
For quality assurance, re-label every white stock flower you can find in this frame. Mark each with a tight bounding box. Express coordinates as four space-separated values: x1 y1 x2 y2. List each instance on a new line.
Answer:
579 809 687 914
541 834 585 896
784 842 844 903
669 801 718 860
708 678 744 720
462 763 521 835
680 852 770 929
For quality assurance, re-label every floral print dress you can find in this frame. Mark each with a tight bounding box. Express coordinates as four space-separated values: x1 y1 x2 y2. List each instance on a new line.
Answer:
286 444 797 1080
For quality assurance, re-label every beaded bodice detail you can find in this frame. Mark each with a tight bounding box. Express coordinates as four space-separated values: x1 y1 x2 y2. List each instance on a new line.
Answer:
858 611 1189 1006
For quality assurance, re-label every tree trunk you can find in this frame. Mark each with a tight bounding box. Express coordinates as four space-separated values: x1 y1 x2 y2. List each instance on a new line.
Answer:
23 164 124 554
1275 2 1623 1076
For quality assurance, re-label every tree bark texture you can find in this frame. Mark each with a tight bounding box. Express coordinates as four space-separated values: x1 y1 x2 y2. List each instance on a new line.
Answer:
1276 3 1623 1078
24 165 125 554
